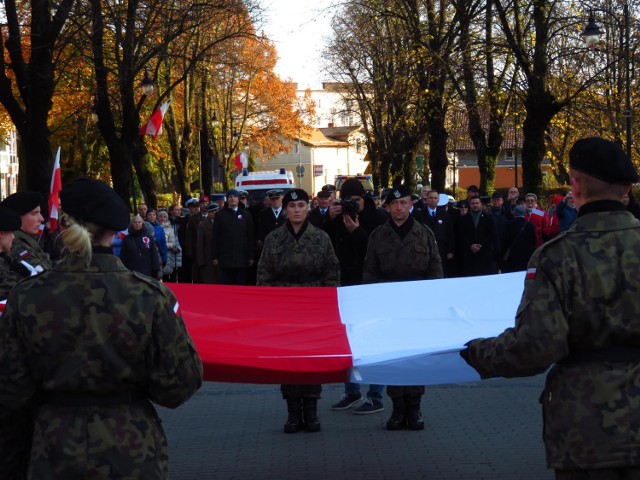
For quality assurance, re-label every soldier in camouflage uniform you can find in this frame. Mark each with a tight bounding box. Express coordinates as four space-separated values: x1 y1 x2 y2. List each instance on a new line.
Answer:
363 185 443 431
1 191 52 275
0 206 31 480
461 137 640 479
257 188 340 433
0 178 203 479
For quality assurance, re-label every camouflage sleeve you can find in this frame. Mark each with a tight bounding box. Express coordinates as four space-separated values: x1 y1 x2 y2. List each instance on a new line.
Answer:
256 234 278 286
426 230 444 279
321 236 340 287
146 287 203 408
0 296 37 412
361 230 381 284
465 248 570 379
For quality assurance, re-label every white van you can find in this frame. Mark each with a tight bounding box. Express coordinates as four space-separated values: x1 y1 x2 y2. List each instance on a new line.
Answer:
234 169 295 202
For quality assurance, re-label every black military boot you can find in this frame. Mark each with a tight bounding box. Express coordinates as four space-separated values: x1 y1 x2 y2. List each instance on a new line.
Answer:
404 394 425 431
302 398 321 432
284 398 303 433
386 396 406 430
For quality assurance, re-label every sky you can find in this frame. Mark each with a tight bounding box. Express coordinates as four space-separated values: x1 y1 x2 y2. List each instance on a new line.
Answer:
260 0 337 90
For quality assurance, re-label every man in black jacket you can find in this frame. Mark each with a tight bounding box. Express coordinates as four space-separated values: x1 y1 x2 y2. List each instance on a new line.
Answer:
212 189 255 285
458 196 497 276
325 179 388 415
422 189 455 277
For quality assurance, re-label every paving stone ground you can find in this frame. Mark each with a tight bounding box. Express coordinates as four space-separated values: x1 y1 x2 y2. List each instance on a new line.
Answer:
158 374 553 480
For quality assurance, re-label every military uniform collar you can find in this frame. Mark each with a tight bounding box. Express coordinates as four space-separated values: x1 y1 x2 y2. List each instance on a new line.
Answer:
54 251 129 273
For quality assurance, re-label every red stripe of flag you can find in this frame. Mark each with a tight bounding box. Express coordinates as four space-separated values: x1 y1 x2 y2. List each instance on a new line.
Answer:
167 283 351 384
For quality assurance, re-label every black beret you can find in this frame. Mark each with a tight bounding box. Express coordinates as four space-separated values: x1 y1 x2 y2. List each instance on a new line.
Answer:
569 137 639 184
283 188 309 206
384 185 412 205
0 206 21 232
60 178 129 231
1 191 42 216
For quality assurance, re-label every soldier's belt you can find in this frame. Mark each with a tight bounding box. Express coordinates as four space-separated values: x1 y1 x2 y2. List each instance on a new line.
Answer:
559 346 640 365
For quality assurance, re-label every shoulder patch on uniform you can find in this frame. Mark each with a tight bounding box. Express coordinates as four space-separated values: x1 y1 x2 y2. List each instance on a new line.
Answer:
131 270 167 295
525 267 536 280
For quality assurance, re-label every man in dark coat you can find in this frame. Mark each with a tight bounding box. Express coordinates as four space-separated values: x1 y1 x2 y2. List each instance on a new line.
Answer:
256 189 286 249
212 189 255 285
422 189 455 277
325 178 387 414
458 196 496 276
308 190 332 228
501 205 536 272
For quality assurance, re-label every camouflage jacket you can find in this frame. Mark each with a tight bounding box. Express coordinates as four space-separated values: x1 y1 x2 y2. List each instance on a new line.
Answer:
257 221 340 287
0 253 26 300
0 252 203 478
465 207 640 469
362 218 443 283
8 230 52 275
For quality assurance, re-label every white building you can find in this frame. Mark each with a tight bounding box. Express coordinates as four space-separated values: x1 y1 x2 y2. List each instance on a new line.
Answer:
297 83 359 128
257 126 368 195
0 130 19 200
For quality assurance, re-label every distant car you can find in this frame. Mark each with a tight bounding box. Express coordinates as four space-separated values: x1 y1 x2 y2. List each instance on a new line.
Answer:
334 174 374 197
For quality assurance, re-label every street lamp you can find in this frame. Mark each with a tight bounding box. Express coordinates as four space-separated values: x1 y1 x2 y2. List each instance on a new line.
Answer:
582 3 632 161
140 69 155 96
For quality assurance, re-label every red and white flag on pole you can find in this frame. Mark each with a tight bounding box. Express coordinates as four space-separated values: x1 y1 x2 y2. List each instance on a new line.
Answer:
234 150 248 171
139 100 171 140
48 147 62 232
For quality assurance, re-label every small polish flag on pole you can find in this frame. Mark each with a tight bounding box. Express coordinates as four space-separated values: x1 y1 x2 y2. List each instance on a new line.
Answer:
139 100 171 140
48 147 62 232
234 150 248 171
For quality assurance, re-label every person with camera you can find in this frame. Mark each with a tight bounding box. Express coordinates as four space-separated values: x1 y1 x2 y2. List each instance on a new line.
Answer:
325 178 388 415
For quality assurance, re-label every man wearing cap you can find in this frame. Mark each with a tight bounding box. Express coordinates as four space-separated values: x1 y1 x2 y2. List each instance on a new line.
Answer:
308 190 332 228
256 189 286 250
212 189 255 285
461 137 640 478
1 191 52 276
362 185 443 430
237 190 249 209
196 203 219 284
184 197 206 283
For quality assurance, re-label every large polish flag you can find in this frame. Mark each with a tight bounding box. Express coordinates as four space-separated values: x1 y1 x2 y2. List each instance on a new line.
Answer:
168 271 525 386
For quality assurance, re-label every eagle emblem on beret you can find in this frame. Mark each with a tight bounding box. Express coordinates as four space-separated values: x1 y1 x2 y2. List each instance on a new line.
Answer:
393 190 401 198
291 191 298 200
